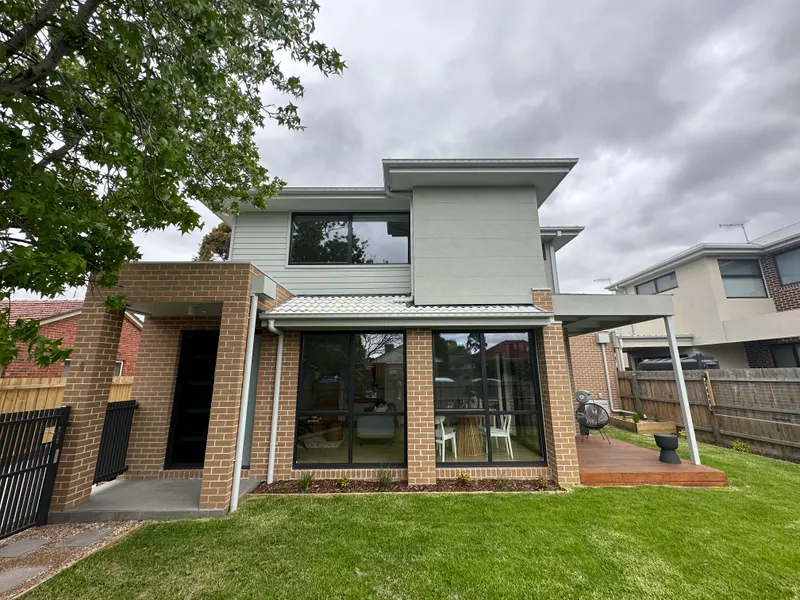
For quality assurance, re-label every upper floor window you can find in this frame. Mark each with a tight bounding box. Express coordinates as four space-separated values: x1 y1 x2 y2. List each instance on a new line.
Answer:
775 247 800 285
718 259 767 298
289 213 410 265
635 272 677 295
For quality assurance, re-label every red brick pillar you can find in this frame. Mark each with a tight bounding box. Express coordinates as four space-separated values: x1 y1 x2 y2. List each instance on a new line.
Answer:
537 323 581 487
406 329 436 485
533 289 580 487
199 300 251 510
51 290 124 511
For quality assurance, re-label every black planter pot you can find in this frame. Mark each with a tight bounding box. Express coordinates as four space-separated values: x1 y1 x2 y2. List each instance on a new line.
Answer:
654 434 681 464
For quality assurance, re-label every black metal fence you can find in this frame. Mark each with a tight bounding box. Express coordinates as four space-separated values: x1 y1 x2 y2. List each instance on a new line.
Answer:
0 406 71 540
93 400 138 484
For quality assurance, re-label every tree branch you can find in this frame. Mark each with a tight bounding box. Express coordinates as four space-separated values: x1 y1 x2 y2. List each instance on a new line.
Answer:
2 0 64 63
0 0 104 98
36 133 84 168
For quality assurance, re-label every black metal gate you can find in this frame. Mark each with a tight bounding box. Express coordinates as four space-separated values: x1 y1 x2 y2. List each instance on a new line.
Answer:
0 406 71 540
93 400 138 484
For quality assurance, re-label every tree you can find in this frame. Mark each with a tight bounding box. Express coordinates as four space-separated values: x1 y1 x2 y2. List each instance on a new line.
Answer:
195 222 231 261
0 0 344 368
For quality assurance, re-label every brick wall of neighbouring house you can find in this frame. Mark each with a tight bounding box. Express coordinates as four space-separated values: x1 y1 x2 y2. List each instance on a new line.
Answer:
566 331 620 406
761 244 800 312
744 337 800 368
1 314 141 378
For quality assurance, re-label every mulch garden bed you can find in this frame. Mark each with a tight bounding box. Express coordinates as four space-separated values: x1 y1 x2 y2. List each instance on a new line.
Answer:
253 478 561 495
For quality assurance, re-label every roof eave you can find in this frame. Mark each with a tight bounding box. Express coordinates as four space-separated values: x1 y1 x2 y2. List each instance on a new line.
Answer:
260 313 554 330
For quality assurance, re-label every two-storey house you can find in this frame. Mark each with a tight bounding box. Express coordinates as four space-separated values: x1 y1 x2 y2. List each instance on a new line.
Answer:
49 158 692 519
610 224 800 369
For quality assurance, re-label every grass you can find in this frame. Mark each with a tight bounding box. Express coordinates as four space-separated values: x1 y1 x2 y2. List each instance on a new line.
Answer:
26 430 800 599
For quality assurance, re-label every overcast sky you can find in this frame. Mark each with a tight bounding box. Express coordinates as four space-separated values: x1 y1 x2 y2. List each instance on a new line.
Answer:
88 0 800 296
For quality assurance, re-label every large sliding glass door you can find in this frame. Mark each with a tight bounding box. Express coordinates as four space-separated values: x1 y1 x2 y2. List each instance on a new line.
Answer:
294 332 406 468
432 331 545 466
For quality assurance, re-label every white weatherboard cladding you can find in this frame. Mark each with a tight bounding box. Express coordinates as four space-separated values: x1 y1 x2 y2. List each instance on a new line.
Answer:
412 187 546 305
230 211 411 295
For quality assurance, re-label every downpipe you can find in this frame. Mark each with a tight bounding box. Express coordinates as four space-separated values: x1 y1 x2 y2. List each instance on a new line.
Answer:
266 319 284 484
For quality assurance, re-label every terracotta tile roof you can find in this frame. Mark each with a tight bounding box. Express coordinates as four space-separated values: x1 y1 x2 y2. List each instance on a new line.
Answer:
5 300 84 324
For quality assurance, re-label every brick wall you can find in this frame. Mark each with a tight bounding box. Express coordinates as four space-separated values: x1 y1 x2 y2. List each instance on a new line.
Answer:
744 337 800 368
761 244 800 312
566 331 619 406
50 262 278 512
1 314 141 378
406 329 437 485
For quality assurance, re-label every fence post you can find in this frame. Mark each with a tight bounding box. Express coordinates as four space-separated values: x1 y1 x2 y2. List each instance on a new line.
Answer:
631 372 644 414
702 371 722 446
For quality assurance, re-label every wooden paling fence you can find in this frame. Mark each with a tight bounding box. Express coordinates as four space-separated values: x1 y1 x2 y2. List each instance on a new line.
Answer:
618 368 800 459
0 377 133 414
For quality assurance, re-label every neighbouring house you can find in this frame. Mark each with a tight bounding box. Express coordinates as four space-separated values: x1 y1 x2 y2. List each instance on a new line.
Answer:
609 223 800 369
50 158 703 518
1 300 142 378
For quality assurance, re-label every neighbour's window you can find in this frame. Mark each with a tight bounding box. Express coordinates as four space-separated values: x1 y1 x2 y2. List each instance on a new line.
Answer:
294 332 406 467
775 247 800 286
718 259 767 298
289 213 410 265
432 331 545 465
771 344 800 368
635 272 678 295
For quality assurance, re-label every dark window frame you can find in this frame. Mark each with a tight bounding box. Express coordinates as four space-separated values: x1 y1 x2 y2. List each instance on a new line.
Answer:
774 247 800 286
718 259 768 299
635 271 678 295
770 343 800 368
288 212 411 266
431 330 547 468
293 331 408 469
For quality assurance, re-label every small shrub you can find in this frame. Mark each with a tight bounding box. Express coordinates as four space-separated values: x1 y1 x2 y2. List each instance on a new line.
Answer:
732 440 752 454
653 415 661 422
632 411 642 424
376 469 393 490
536 475 549 490
678 428 687 439
336 476 351 490
299 471 314 492
457 472 473 484
496 476 511 490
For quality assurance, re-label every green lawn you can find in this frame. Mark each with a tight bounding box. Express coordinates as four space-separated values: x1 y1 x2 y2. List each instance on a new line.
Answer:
27 430 800 599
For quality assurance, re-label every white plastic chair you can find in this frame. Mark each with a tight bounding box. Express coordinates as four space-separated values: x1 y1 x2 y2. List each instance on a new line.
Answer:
434 416 457 461
481 414 514 460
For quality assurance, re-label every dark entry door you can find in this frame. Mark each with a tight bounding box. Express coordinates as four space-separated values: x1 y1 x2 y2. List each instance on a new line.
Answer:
166 330 219 468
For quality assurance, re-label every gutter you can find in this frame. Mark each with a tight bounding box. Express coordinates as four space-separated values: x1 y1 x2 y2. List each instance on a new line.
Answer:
230 293 259 512
266 319 284 484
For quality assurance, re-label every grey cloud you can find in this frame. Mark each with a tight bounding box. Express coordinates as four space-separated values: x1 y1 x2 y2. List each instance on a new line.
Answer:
139 0 800 295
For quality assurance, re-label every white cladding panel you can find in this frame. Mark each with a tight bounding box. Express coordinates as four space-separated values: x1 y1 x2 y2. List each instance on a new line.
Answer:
230 211 411 295
412 187 547 305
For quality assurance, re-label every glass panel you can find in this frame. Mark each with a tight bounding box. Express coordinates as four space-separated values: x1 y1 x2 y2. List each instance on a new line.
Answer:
722 276 767 298
771 345 799 368
352 214 410 264
353 334 405 413
484 333 536 412
655 272 678 292
636 280 657 295
352 414 405 463
776 248 800 285
485 414 544 463
295 415 349 464
719 259 762 277
433 333 484 409
290 216 349 263
434 413 488 463
298 334 350 411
